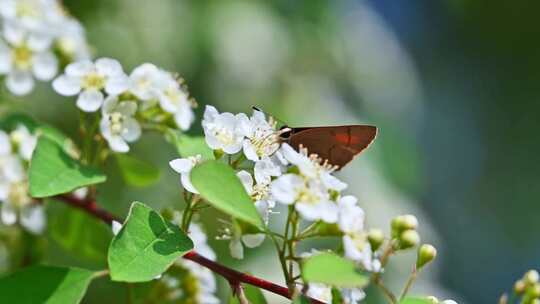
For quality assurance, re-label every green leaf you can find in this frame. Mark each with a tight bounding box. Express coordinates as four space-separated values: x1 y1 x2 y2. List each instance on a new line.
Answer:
0 112 38 131
302 253 369 288
47 199 112 262
115 154 161 187
108 202 194 282
0 265 95 304
29 137 106 198
190 160 263 229
175 134 214 160
229 284 268 304
400 298 435 304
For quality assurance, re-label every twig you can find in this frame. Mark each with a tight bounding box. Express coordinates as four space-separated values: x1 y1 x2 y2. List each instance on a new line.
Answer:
54 194 325 304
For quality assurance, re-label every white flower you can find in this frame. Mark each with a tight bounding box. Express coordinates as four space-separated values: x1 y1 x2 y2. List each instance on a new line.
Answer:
0 0 65 33
177 222 220 304
441 301 458 304
202 105 245 154
237 170 274 224
271 174 338 223
99 96 141 153
10 124 37 160
156 71 195 131
53 57 129 112
0 155 45 234
337 196 364 234
254 156 282 185
340 288 366 304
227 170 273 259
0 130 11 155
306 283 332 303
0 23 58 95
169 155 202 194
55 18 91 61
280 143 347 192
128 63 161 101
238 109 280 162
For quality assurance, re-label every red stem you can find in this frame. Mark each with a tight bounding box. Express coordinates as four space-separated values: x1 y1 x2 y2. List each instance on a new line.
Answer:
54 194 324 304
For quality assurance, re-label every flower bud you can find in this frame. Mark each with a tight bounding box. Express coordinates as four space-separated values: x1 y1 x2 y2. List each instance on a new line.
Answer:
417 244 437 269
515 280 526 294
391 215 418 238
367 229 384 251
525 270 540 285
528 282 540 298
398 229 420 250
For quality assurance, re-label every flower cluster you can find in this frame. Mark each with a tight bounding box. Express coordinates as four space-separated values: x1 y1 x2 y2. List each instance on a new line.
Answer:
0 0 89 95
502 270 540 304
0 124 44 233
170 105 382 301
53 60 196 153
171 105 283 258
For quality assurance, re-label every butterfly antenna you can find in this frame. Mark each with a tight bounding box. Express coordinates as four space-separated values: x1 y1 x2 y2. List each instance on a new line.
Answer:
251 105 288 128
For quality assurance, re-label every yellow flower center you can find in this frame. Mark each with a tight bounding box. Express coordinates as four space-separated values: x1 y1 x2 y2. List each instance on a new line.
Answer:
109 112 124 135
8 181 31 208
13 45 33 70
81 72 106 90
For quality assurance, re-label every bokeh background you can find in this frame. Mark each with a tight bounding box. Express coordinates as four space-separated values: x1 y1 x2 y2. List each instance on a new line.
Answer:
2 0 539 303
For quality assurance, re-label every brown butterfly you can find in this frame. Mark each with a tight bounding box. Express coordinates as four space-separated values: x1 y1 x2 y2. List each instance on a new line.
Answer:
253 107 377 169
279 125 377 170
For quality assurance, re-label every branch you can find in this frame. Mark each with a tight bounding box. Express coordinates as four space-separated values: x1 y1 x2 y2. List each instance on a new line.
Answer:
54 194 325 304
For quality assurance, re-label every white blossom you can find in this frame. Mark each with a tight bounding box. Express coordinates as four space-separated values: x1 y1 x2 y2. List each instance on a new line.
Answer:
202 105 245 154
238 109 280 162
441 301 458 304
99 96 141 153
0 130 11 155
53 58 129 112
280 143 347 191
0 154 44 234
254 156 282 185
0 0 65 33
10 124 37 160
337 196 364 234
156 71 195 131
340 288 366 304
271 174 338 223
0 23 58 95
177 222 220 304
128 63 161 101
169 155 202 194
111 220 122 235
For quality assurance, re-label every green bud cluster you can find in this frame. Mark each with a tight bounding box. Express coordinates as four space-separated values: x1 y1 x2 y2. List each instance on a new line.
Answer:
391 214 420 250
514 270 540 304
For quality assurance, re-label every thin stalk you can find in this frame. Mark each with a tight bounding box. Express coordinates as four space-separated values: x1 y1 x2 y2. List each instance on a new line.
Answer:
399 266 418 300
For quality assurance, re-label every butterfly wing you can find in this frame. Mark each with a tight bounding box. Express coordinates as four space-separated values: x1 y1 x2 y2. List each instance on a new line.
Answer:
286 125 377 169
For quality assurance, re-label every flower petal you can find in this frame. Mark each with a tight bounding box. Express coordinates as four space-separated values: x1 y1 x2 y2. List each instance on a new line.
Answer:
169 158 193 173
76 89 104 112
1 203 17 225
20 205 46 234
105 75 129 95
236 170 254 194
181 173 199 194
32 52 58 81
229 239 244 259
242 234 265 248
121 118 141 142
6 70 34 95
105 135 129 153
52 75 81 96
66 60 94 77
96 57 124 77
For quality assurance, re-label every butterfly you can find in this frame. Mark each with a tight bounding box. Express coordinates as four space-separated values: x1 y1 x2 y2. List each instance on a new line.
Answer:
253 107 378 170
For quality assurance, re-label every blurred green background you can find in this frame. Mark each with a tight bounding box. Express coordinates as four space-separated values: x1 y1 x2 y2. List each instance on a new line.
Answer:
2 0 539 303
